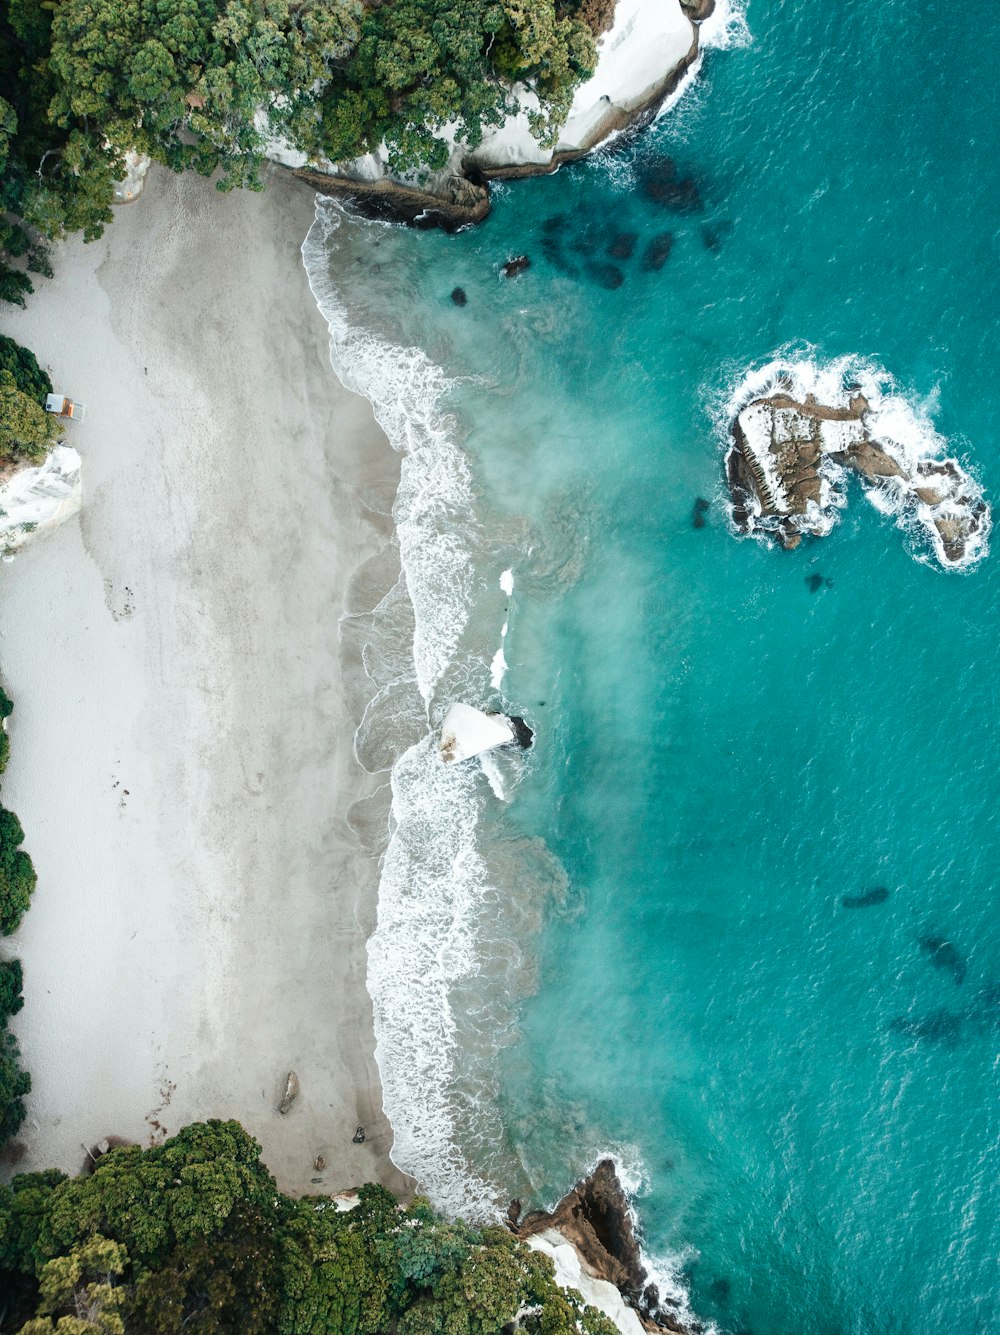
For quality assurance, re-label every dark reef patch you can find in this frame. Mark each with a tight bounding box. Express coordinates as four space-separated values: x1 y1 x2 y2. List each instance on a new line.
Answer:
450 286 467 306
541 234 577 276
708 1277 732 1306
919 935 966 986
966 982 1000 1027
586 261 625 290
640 158 703 213
692 497 710 528
641 232 675 271
607 231 638 260
701 220 734 251
889 1009 963 1045
841 887 889 909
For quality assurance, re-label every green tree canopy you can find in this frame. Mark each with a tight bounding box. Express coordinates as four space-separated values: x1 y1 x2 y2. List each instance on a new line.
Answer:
0 803 37 936
0 370 59 465
0 1122 623 1335
17 1234 128 1335
0 337 53 405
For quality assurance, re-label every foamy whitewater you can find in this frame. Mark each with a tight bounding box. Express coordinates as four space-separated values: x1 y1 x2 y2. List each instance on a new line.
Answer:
301 0 1000 1329
304 206 540 1219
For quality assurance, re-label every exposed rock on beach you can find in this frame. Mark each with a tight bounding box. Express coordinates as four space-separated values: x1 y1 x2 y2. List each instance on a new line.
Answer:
725 366 990 568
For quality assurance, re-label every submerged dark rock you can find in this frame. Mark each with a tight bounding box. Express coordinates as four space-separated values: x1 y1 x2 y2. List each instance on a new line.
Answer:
889 1009 963 1045
450 287 468 306
805 572 825 592
919 935 967 986
586 261 625 290
607 231 639 260
641 159 703 213
708 1277 732 1306
841 886 889 909
641 232 674 271
967 982 1000 1026
502 255 531 278
700 220 733 251
692 497 710 528
541 234 577 276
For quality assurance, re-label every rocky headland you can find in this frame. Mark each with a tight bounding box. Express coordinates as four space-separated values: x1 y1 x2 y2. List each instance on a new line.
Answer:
516 1160 697 1334
272 0 710 230
726 384 989 568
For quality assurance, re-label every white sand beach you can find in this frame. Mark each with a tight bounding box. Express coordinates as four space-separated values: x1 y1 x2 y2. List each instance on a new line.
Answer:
0 165 410 1196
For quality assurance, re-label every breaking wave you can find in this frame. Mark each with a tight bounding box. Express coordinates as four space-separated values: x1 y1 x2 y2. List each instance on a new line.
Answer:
303 200 513 1217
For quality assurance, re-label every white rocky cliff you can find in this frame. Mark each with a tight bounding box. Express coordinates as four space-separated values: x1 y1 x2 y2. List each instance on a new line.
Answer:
526 1232 648 1335
268 0 703 221
0 445 83 557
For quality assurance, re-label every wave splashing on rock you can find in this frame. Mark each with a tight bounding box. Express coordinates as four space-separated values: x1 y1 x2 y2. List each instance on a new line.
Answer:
721 355 990 570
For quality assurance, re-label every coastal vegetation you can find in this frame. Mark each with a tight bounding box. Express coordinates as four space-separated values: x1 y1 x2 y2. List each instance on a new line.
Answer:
0 682 33 1154
0 0 599 302
0 338 57 466
0 1119 620 1335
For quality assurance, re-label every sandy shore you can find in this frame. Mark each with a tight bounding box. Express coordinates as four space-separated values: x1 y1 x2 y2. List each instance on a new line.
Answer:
0 165 409 1196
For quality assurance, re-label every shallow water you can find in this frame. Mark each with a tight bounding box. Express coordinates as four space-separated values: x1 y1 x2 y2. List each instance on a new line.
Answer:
305 0 1000 1329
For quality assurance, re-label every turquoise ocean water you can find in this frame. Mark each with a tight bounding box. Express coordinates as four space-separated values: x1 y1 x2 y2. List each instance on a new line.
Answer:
304 1 1000 1330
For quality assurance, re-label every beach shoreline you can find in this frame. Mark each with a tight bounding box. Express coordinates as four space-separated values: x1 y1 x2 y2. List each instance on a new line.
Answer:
0 165 410 1198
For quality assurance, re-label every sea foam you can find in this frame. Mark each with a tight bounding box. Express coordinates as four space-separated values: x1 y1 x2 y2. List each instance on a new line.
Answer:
303 201 512 1217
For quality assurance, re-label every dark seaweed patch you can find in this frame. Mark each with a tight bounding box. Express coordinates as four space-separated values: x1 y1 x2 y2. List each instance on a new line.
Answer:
607 231 638 260
701 220 734 251
640 158 703 213
889 1009 963 1045
640 232 674 272
841 886 889 908
693 497 710 529
918 935 967 986
585 261 625 290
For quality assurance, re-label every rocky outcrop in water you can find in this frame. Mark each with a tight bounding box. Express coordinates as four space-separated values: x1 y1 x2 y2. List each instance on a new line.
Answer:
518 1161 695 1333
726 390 989 567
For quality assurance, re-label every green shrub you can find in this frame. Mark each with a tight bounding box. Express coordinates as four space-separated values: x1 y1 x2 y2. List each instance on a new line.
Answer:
0 805 36 936
0 337 52 405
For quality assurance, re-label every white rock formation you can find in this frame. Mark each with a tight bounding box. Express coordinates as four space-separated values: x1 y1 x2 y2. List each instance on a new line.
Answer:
527 1230 647 1335
265 0 696 190
0 445 82 557
113 151 152 204
439 703 514 765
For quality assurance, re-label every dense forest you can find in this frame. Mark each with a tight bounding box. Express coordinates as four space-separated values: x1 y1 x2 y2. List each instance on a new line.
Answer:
0 1120 621 1335
0 0 604 304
